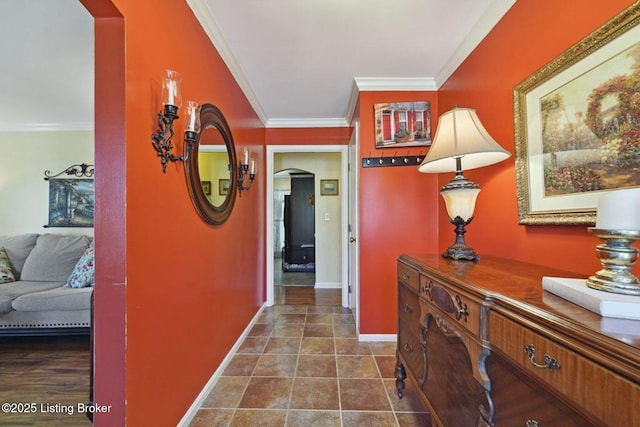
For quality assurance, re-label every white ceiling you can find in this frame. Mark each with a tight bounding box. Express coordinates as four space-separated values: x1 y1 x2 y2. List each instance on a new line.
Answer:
0 0 94 131
1 0 515 131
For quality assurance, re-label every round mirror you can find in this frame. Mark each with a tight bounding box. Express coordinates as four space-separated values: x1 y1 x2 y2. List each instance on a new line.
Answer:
185 103 237 225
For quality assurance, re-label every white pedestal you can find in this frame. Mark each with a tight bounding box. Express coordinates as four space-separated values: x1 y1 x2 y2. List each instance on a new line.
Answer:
543 276 640 320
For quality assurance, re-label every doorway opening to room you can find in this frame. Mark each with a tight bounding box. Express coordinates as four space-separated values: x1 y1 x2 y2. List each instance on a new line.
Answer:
274 170 316 287
266 146 350 308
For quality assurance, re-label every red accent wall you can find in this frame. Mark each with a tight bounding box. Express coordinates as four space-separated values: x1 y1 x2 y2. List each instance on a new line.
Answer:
82 0 266 425
357 92 440 334
82 2 126 424
437 0 637 277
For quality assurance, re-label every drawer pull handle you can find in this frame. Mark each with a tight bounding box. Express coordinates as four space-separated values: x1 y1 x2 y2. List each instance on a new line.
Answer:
422 280 433 298
524 344 561 371
403 342 414 352
526 421 539 427
455 295 469 322
404 303 414 314
402 272 410 280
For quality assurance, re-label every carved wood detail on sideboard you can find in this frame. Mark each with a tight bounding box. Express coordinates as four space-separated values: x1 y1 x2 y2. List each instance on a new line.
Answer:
396 254 639 427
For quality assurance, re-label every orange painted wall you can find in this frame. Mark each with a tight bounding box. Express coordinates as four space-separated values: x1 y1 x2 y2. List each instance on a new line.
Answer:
437 0 638 276
357 92 440 334
83 0 265 425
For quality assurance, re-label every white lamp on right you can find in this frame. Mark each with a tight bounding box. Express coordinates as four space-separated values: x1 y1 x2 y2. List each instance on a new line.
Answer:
587 188 640 295
418 107 510 261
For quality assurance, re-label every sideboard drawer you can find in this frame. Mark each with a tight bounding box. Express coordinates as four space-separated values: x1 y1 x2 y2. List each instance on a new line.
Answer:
487 352 595 427
398 282 422 335
397 319 424 385
488 310 639 426
398 263 419 293
419 274 481 337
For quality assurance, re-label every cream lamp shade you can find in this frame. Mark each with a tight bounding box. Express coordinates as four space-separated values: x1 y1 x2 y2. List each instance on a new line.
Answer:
418 107 510 173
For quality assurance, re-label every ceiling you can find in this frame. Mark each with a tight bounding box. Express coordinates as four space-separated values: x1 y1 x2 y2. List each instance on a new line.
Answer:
1 0 515 131
0 0 94 132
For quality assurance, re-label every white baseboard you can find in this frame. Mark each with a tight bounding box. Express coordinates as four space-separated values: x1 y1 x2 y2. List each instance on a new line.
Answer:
358 333 397 342
314 282 341 289
177 303 267 427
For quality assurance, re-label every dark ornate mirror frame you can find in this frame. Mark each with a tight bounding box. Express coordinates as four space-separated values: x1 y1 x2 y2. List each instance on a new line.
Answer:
184 103 238 225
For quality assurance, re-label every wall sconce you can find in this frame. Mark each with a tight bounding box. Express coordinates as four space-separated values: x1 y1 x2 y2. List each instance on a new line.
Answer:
151 70 182 172
418 107 511 261
150 70 200 173
238 148 256 193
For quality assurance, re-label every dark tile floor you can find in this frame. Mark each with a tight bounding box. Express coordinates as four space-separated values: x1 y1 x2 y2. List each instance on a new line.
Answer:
189 304 430 426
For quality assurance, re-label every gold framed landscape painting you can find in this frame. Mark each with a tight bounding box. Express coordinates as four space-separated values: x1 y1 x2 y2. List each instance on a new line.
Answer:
514 3 640 225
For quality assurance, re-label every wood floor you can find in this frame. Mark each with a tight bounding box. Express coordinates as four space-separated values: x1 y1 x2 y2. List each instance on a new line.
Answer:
0 334 92 426
274 286 342 306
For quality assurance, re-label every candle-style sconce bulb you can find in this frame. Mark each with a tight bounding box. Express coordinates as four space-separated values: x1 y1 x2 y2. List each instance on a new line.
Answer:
238 148 256 194
151 70 191 173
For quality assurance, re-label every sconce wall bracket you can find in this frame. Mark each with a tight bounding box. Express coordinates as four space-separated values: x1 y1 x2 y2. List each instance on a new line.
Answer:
151 104 183 172
238 164 255 194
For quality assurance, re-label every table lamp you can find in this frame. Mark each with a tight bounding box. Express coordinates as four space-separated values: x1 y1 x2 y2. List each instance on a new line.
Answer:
418 107 511 261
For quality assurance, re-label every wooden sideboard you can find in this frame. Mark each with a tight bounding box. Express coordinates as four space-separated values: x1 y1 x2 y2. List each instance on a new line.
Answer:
396 254 640 427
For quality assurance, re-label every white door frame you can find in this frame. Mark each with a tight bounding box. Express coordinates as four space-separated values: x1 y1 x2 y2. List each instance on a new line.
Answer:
266 145 350 307
348 122 360 329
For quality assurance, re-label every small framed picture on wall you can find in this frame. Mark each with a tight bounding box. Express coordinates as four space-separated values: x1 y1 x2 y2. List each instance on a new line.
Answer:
218 179 230 196
374 101 432 148
320 179 339 196
201 181 212 196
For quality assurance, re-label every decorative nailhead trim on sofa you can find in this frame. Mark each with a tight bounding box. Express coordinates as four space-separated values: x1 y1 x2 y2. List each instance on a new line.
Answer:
0 321 90 328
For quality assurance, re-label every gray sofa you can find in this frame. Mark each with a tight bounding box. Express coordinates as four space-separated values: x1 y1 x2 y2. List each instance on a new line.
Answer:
0 233 93 335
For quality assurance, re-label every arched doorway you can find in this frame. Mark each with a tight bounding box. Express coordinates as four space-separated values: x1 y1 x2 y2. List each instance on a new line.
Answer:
274 169 316 289
266 145 350 308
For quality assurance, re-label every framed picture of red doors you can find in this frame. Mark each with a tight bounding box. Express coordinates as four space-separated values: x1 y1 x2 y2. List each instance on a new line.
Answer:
374 101 432 148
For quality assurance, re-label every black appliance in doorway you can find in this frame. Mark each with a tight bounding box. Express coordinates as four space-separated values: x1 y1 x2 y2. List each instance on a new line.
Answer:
282 174 315 271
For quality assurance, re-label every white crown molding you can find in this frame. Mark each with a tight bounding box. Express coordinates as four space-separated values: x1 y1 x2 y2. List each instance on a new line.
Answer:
353 77 438 92
346 77 438 124
0 122 94 132
266 118 349 128
186 0 269 126
435 0 516 87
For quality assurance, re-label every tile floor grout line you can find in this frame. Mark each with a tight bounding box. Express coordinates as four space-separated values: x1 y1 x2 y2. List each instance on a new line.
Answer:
333 313 344 427
284 306 305 426
377 348 402 427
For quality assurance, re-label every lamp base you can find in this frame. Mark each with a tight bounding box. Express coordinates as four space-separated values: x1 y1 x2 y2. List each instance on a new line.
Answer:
443 216 479 262
586 228 640 296
443 243 479 262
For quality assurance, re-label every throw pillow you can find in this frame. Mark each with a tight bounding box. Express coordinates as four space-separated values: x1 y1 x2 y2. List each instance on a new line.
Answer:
66 246 95 288
0 247 16 284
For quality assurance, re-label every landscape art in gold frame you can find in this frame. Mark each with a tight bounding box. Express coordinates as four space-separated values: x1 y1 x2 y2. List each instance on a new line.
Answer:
514 3 640 225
